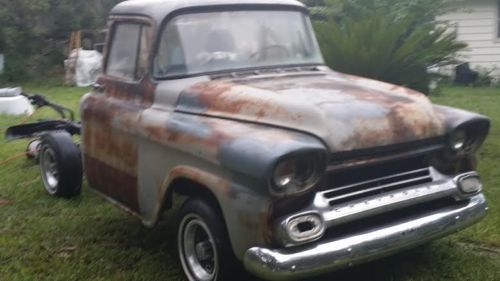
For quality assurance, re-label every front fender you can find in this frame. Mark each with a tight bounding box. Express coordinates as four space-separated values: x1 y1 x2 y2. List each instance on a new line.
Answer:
132 110 327 258
136 110 327 188
150 165 272 258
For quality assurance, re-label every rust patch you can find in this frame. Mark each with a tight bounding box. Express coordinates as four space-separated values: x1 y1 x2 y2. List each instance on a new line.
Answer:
166 166 232 197
95 75 157 107
339 97 442 149
235 201 274 244
176 72 445 153
237 211 267 243
263 202 274 244
83 122 137 175
85 155 139 212
182 81 303 122
81 76 150 213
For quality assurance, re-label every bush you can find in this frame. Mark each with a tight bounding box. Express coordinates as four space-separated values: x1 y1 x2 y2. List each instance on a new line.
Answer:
474 66 495 87
305 0 467 94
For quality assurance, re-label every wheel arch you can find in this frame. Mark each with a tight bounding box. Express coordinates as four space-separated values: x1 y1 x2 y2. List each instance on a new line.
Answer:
165 177 223 216
150 166 230 226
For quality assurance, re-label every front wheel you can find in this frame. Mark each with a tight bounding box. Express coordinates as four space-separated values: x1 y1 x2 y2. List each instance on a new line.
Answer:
177 198 240 281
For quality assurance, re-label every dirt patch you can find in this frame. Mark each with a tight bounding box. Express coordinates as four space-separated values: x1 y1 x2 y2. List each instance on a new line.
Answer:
55 245 78 259
457 240 500 257
20 178 40 187
0 197 14 206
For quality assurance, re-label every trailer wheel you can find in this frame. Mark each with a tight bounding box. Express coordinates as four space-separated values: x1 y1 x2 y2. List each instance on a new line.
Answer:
39 132 82 198
178 198 240 281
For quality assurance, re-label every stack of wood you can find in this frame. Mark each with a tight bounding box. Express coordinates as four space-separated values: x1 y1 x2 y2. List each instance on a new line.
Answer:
64 31 81 86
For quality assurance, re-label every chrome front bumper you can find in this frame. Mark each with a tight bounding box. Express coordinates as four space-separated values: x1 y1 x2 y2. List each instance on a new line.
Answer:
243 194 487 280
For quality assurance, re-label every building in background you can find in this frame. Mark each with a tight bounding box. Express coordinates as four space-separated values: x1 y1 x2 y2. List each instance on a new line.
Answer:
438 0 500 79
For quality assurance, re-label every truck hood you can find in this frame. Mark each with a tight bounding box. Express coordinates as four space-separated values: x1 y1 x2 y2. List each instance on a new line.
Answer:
176 71 445 152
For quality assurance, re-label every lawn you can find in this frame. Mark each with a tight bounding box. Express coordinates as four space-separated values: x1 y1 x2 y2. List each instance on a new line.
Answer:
0 86 499 281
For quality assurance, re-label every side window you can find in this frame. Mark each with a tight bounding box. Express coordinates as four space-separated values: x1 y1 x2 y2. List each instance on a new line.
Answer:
106 22 150 80
137 26 151 78
154 22 186 76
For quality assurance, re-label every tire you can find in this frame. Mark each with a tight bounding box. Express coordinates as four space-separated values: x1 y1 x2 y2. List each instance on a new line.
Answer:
39 132 82 198
177 198 240 281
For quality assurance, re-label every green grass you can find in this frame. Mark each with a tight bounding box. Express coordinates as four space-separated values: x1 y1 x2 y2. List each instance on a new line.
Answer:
0 86 499 281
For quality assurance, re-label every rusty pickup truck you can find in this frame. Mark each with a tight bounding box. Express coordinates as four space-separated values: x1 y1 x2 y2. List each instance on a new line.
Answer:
7 0 491 280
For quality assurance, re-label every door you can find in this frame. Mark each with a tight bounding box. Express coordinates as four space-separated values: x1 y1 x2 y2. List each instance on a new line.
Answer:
81 18 155 214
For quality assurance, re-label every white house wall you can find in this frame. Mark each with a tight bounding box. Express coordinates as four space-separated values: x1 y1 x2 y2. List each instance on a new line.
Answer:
438 0 500 78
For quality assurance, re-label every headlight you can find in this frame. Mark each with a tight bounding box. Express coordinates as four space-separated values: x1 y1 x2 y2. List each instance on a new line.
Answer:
271 152 325 196
446 121 489 158
449 129 467 152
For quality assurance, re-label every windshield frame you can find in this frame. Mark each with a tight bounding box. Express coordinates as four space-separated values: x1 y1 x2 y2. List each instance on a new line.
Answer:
152 5 325 80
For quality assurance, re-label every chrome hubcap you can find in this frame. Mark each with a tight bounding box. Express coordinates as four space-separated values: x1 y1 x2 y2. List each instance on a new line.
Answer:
41 147 59 194
179 215 218 281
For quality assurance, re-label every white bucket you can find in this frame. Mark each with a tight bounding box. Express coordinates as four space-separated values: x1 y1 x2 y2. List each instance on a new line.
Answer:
0 87 34 115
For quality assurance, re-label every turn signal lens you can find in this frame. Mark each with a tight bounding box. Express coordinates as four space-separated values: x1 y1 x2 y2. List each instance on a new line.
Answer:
457 174 482 194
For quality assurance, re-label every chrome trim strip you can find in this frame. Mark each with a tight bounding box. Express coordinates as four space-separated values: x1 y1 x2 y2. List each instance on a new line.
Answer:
322 167 430 196
324 174 432 203
244 194 487 281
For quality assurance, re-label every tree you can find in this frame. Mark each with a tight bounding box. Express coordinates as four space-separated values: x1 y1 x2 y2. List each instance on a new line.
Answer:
0 0 124 82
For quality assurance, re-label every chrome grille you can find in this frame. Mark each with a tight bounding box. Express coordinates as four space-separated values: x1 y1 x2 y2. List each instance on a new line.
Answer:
319 154 434 206
321 168 433 206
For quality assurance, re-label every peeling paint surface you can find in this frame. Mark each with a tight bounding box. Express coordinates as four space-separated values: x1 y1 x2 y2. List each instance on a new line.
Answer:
177 71 445 152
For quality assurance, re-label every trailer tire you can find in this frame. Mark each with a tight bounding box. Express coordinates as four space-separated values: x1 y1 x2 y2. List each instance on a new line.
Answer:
39 132 82 198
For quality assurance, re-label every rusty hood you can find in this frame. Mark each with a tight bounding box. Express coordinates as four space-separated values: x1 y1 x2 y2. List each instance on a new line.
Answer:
176 71 445 152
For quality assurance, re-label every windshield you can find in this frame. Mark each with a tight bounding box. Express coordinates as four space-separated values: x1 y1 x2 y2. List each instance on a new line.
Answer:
154 10 323 78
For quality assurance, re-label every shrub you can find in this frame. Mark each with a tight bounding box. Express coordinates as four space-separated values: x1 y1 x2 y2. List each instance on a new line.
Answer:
305 0 467 94
474 66 495 87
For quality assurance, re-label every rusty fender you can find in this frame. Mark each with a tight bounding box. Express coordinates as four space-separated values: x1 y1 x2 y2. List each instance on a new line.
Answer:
121 108 326 258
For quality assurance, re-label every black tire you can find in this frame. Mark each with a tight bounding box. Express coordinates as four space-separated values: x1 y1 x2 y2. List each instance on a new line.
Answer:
177 198 241 281
39 132 82 198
